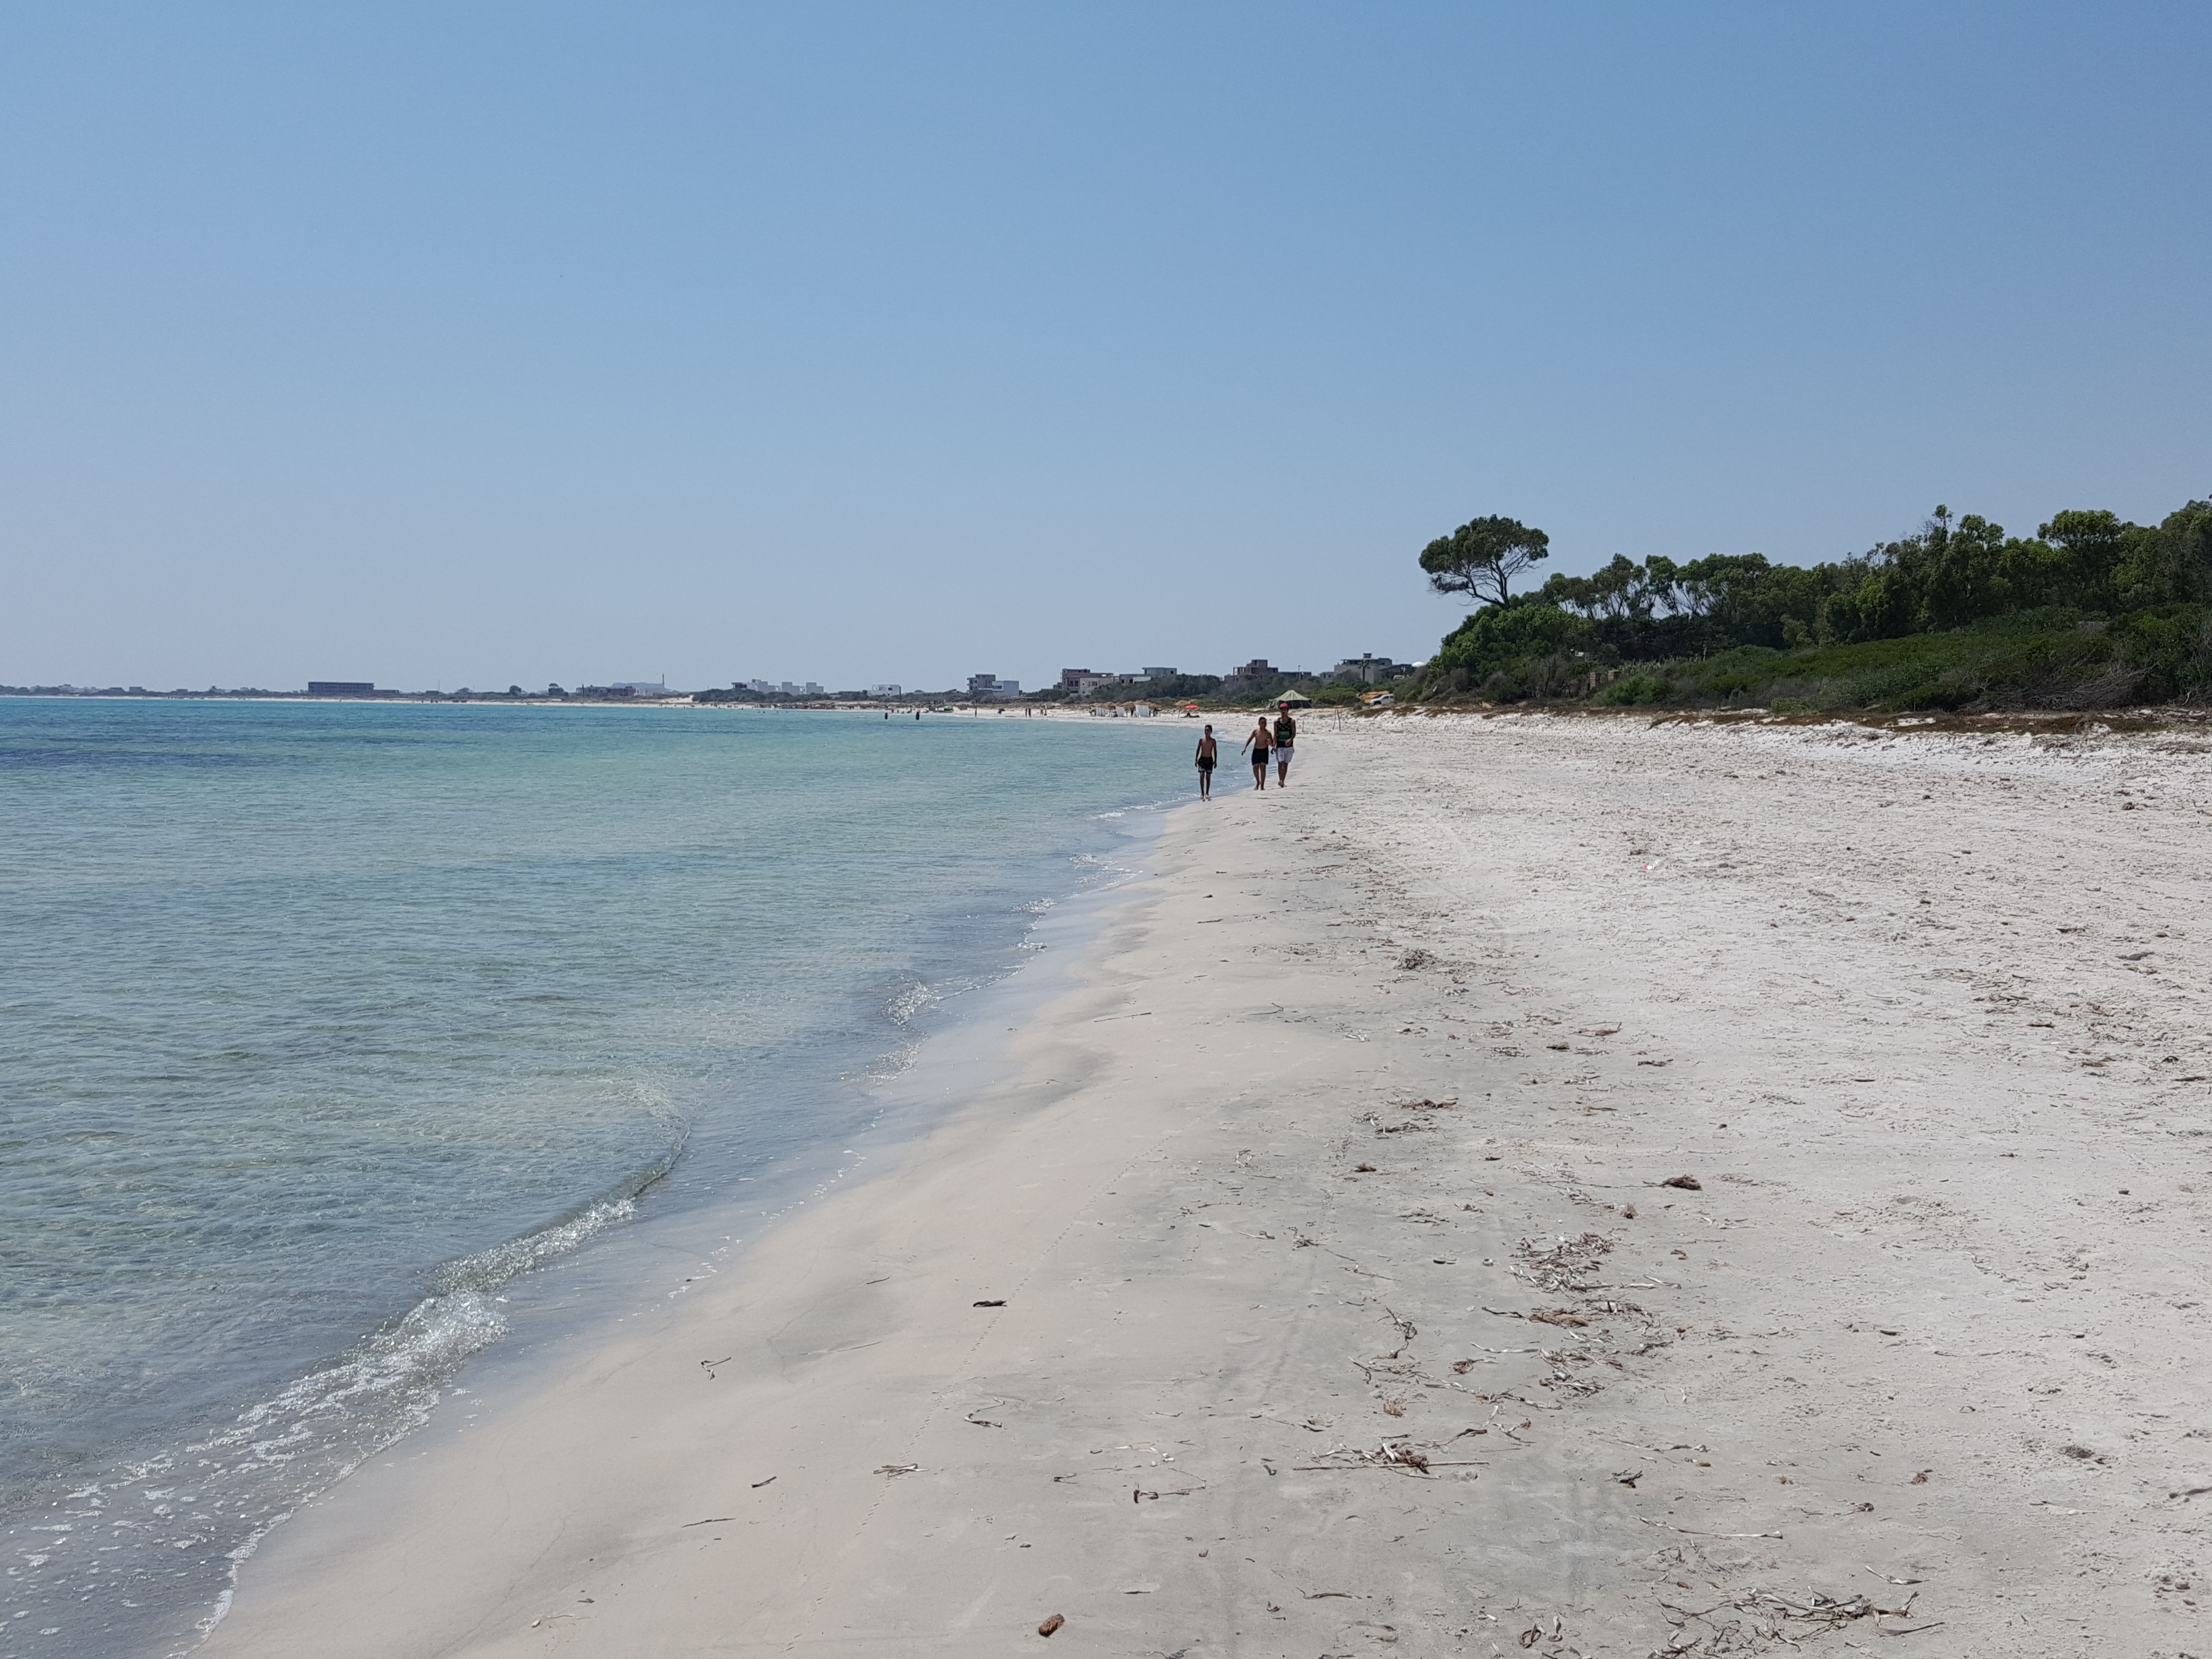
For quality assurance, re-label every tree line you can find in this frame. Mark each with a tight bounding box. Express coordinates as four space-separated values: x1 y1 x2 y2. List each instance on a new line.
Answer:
1412 497 2212 709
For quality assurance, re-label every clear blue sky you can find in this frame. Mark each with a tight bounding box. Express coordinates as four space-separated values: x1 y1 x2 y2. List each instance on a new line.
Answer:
4 3 2206 693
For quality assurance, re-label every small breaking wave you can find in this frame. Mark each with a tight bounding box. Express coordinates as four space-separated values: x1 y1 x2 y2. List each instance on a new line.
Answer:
433 1137 684 1296
0 1139 687 1659
884 977 939 1029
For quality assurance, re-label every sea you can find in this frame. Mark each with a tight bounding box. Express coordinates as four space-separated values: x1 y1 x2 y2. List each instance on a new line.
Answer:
0 695 1189 1657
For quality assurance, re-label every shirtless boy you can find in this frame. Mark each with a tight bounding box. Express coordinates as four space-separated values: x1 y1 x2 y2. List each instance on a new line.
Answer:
1241 717 1272 789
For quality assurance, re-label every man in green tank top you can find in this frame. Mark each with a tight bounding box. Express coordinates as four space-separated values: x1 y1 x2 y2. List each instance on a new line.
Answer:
1272 707 1297 785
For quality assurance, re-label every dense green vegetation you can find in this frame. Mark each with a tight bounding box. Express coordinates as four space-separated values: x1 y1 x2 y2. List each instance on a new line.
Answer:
1411 497 2212 711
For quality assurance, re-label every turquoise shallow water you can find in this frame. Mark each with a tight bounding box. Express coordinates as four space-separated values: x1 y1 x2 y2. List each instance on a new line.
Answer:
0 697 1186 1656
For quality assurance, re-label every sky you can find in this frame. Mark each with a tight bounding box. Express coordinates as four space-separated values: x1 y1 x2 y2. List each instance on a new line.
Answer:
3 3 2207 694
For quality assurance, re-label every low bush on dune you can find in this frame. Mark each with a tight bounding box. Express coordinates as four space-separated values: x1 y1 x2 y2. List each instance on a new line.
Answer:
1561 614 2198 714
1592 671 1675 707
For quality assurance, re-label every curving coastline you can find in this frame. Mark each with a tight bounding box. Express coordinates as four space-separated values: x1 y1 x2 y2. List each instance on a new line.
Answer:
201 712 2212 1656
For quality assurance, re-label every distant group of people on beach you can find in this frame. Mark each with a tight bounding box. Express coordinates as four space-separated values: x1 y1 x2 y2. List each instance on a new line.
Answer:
1191 705 1295 799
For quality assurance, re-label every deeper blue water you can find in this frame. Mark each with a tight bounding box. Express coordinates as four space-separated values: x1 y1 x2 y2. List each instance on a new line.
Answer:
0 697 1186 1656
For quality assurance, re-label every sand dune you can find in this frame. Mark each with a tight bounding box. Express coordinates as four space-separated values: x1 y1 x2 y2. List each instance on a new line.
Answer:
203 710 2212 1658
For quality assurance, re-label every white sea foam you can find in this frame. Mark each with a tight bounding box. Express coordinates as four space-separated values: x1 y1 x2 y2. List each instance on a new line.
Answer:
3 1178 678 1659
884 977 939 1028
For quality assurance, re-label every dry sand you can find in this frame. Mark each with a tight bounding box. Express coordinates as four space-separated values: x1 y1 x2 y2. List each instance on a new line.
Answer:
202 710 2212 1658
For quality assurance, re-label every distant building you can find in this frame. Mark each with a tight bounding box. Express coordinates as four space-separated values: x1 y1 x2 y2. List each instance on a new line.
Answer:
1058 668 1096 688
1330 653 1401 684
1139 666 1177 680
869 683 903 697
1224 658 1324 696
576 684 638 698
968 674 1021 698
307 680 374 695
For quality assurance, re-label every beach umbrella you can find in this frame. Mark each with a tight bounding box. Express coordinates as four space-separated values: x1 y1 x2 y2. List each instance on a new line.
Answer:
1275 690 1312 706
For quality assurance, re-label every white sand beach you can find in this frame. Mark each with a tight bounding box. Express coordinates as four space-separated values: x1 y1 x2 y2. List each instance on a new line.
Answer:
203 710 2212 1658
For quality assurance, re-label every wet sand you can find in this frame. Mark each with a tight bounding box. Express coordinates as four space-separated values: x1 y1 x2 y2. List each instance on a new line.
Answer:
203 710 2212 1658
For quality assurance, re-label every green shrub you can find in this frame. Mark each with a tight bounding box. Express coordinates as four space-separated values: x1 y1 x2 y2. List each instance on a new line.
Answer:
1430 601 1595 684
2111 605 2212 702
1890 679 1980 712
1595 672 1673 706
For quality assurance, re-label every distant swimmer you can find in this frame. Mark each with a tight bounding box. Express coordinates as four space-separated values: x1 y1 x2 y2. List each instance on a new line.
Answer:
1273 704 1298 785
1194 724 1218 800
1241 716 1272 790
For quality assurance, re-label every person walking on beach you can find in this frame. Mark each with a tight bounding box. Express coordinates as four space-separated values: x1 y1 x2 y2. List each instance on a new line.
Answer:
1193 724 1218 799
1273 705 1298 786
1241 716 1272 789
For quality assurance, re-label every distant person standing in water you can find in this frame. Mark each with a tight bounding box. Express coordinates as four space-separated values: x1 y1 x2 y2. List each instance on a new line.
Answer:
1241 716 1272 789
1273 705 1298 785
1193 724 1218 799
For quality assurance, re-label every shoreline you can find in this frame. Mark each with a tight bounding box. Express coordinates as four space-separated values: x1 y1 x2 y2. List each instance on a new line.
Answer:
0 708 1195 1659
172 821 1171 1654
199 754 1349 1659
202 714 2212 1656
